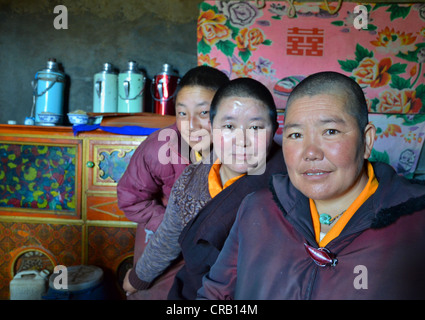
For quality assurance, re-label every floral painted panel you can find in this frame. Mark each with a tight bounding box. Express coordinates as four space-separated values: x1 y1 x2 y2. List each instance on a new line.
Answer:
198 1 425 176
0 143 77 213
98 149 135 184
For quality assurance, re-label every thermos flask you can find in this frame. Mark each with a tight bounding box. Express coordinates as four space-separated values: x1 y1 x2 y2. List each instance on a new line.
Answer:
33 59 65 125
93 63 118 113
152 63 179 115
118 61 146 113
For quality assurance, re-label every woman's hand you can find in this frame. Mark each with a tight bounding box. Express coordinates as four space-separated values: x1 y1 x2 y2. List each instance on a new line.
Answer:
123 268 138 296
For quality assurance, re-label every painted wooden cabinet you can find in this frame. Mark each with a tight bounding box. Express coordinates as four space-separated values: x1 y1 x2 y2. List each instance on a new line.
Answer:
0 120 171 299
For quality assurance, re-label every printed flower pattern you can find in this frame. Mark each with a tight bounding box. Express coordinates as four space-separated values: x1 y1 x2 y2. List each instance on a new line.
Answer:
236 27 265 52
353 57 392 88
197 1 273 77
371 27 417 54
198 53 220 68
198 10 232 46
377 89 423 113
219 1 262 27
377 123 402 139
339 38 425 114
197 1 425 179
232 60 256 77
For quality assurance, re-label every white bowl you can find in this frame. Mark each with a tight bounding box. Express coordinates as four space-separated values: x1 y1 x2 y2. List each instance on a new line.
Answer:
38 113 62 125
68 113 89 125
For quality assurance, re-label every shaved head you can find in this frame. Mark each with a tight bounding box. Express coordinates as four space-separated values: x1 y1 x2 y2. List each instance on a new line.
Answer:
285 71 369 131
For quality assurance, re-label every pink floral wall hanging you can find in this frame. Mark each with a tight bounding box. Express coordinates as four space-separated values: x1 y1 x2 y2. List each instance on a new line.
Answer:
197 1 425 177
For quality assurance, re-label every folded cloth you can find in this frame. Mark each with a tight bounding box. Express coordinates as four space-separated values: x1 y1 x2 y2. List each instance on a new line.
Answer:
72 124 159 136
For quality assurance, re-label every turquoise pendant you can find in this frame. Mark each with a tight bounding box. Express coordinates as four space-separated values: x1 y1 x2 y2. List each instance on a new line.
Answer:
319 213 332 225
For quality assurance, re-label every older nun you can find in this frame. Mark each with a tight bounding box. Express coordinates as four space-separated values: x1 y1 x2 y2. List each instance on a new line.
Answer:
198 71 425 300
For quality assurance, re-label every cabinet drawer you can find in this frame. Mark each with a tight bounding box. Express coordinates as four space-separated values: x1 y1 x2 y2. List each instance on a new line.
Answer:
86 194 131 222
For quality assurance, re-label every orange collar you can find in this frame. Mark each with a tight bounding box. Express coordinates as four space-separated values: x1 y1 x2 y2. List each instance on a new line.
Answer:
208 159 246 198
310 161 379 247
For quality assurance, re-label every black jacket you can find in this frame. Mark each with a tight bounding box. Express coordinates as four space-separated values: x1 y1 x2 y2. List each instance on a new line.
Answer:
168 143 286 299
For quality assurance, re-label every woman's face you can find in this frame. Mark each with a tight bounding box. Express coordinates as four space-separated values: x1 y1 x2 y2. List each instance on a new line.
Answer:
212 96 275 177
282 93 375 204
175 86 215 152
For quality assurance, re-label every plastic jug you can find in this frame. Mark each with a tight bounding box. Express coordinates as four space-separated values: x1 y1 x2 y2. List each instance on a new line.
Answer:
10 269 49 300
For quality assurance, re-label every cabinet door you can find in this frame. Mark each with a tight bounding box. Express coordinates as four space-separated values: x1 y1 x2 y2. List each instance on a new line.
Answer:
0 138 82 219
85 137 145 221
87 225 135 272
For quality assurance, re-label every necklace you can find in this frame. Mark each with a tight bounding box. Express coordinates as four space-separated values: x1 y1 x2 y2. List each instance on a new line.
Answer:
319 211 345 225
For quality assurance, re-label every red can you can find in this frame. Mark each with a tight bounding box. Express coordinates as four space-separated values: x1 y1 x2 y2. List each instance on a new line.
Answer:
152 64 180 115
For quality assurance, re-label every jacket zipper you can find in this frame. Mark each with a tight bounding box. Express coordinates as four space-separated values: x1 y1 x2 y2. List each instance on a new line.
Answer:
304 265 318 300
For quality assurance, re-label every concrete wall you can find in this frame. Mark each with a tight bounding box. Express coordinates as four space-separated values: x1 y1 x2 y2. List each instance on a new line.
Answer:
0 0 200 124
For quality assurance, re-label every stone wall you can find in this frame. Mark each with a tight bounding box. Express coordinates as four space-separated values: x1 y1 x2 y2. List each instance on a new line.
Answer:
0 0 200 124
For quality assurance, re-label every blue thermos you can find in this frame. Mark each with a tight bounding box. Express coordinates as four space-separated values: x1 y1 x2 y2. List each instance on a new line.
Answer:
33 59 65 125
